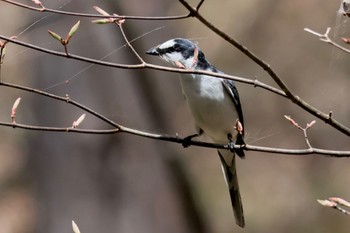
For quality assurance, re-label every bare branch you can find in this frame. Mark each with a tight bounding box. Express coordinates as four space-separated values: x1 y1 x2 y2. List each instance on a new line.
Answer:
178 0 350 137
1 119 350 156
1 24 349 137
0 35 285 97
304 27 350 54
1 0 190 20
1 81 349 157
196 0 205 11
1 0 350 159
118 22 145 63
284 116 316 149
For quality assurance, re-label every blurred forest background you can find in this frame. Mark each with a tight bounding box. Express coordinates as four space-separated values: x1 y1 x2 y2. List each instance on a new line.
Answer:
1 0 350 233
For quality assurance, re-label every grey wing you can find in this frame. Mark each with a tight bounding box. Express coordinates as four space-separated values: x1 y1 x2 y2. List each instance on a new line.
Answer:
222 79 245 158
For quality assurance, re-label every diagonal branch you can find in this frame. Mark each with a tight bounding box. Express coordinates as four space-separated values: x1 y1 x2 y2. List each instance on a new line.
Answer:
118 22 145 63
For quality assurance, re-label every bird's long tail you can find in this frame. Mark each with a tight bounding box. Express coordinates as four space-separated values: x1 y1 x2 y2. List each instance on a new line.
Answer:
218 149 245 228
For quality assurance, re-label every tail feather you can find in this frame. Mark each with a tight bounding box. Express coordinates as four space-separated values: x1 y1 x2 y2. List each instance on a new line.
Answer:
218 149 245 228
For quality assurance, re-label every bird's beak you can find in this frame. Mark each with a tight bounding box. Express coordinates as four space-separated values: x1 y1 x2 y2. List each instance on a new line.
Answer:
146 46 159 56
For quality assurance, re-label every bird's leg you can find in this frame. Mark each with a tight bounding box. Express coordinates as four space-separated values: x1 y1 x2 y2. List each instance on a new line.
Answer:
182 129 203 148
227 133 236 153
230 133 246 158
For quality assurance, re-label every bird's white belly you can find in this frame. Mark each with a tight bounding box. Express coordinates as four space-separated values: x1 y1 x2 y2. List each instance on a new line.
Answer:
180 75 239 144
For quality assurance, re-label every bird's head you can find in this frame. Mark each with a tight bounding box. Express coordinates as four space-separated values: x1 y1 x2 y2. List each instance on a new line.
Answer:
146 38 208 69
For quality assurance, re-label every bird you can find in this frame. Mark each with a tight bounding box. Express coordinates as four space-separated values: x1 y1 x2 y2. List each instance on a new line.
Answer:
146 38 246 227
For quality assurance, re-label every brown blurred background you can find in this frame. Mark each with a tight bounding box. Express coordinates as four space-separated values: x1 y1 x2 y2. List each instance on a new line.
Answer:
1 0 350 233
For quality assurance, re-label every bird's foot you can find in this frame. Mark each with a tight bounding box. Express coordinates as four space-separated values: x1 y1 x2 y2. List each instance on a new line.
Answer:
182 134 199 148
227 141 236 153
227 133 245 158
227 133 236 153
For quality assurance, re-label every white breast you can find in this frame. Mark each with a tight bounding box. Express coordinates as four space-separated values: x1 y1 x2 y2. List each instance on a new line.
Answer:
180 74 239 144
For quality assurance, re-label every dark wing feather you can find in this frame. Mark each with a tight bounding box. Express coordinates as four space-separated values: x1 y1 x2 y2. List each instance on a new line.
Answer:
222 79 245 158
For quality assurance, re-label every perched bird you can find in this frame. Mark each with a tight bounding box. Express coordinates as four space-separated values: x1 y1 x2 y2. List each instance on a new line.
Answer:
146 38 246 227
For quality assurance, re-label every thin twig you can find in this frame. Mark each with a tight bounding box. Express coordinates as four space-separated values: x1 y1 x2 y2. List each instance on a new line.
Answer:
1 81 350 157
1 120 350 156
0 81 121 129
1 0 350 157
0 35 286 97
304 27 350 54
196 0 205 11
284 116 316 149
118 23 145 63
1 0 190 20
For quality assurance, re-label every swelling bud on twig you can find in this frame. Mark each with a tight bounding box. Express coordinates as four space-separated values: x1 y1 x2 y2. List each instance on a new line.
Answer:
92 6 125 25
48 30 62 42
284 115 299 128
11 97 21 123
284 115 316 148
93 6 110 16
306 120 316 129
67 21 80 41
72 114 86 128
317 199 336 207
341 37 350 44
318 197 350 215
0 36 17 64
31 0 44 8
91 19 113 24
72 221 81 233
235 120 244 135
48 21 80 55
329 197 350 208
